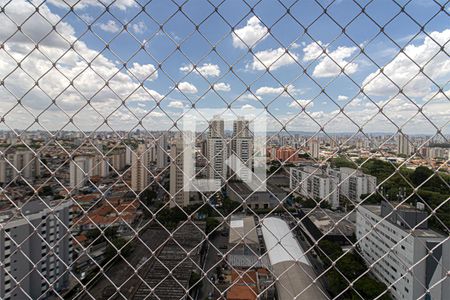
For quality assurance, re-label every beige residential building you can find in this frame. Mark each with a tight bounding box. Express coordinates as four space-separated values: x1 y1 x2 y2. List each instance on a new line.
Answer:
0 147 41 184
207 116 228 182
131 144 150 192
308 139 320 159
169 140 190 207
70 155 94 189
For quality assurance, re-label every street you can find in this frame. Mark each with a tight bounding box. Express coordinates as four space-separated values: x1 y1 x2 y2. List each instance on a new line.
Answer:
198 232 228 300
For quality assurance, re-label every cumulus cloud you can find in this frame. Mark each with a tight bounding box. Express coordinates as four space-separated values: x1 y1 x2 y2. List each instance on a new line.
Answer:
250 47 299 71
131 21 147 34
338 95 349 101
0 0 163 130
98 20 120 33
47 0 136 10
177 82 198 94
363 29 450 97
241 104 256 110
255 84 296 97
289 99 313 108
303 42 359 77
239 93 261 101
168 100 185 109
128 62 158 81
232 16 269 49
303 41 325 62
179 63 220 77
213 82 231 92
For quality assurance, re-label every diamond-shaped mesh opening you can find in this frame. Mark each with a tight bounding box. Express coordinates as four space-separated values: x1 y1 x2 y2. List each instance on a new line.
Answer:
0 1 449 300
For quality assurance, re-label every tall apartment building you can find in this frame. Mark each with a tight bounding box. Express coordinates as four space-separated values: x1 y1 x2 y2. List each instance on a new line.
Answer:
0 199 73 300
337 167 377 203
169 140 190 207
290 166 339 209
356 202 449 300
230 117 253 181
275 147 297 162
69 153 109 188
428 147 448 160
308 140 320 159
207 116 228 182
156 133 168 169
397 133 413 156
109 147 126 171
70 155 93 189
0 148 41 184
131 144 150 192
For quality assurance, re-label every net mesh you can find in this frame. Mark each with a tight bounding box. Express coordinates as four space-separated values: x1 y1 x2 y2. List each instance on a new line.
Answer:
0 0 449 300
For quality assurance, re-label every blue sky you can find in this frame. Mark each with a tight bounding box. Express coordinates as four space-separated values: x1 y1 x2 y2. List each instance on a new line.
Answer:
0 0 449 134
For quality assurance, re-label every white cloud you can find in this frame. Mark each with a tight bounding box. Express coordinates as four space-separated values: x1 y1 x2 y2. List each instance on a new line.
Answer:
213 82 231 92
255 84 296 96
47 0 136 10
347 98 362 107
239 93 261 101
363 29 450 97
128 62 158 81
303 41 325 62
250 47 299 71
98 20 120 33
232 16 269 49
79 13 94 23
177 82 198 94
289 99 313 108
0 0 163 131
179 63 220 77
338 95 349 101
148 111 164 117
131 21 147 34
241 104 255 110
308 44 359 77
168 100 184 109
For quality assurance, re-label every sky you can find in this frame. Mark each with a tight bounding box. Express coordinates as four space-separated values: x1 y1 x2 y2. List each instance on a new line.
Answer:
0 0 449 135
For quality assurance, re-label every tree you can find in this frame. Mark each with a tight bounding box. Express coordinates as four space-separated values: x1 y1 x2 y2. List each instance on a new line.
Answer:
205 217 220 234
318 240 342 265
331 157 357 169
410 166 434 187
353 275 391 300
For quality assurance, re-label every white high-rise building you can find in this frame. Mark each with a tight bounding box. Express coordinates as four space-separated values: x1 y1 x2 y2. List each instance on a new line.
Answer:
0 148 41 184
309 139 320 159
70 154 109 188
92 155 109 178
169 139 190 207
131 144 150 192
230 117 253 181
397 133 413 156
156 133 168 169
357 202 449 300
207 116 228 182
337 167 377 203
109 147 126 171
70 155 94 189
290 166 339 209
0 199 73 300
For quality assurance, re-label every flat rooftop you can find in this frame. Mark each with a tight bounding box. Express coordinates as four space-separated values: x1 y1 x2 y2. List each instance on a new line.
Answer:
227 181 285 195
229 215 259 246
303 208 355 237
361 205 444 238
